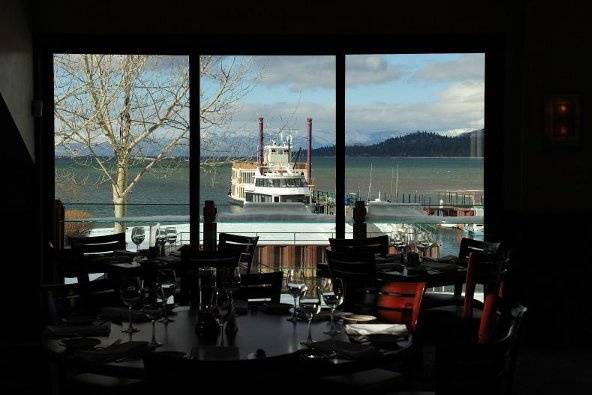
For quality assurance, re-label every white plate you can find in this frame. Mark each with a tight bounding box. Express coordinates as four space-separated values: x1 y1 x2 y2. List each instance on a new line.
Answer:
343 314 376 323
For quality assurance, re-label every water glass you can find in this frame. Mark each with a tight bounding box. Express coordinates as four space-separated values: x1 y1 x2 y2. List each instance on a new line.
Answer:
157 269 176 324
319 278 344 335
285 269 308 322
120 276 143 334
143 304 162 347
131 226 145 252
300 288 322 345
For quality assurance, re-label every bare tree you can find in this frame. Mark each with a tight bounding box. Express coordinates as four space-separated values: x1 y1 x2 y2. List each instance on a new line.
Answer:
55 54 254 232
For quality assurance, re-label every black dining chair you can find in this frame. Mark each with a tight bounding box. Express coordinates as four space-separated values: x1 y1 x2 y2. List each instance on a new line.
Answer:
41 284 145 395
64 233 133 285
218 232 259 275
41 281 120 323
234 271 283 304
177 250 240 306
422 238 503 309
329 235 390 256
419 251 508 345
433 305 527 395
69 232 127 254
326 249 379 314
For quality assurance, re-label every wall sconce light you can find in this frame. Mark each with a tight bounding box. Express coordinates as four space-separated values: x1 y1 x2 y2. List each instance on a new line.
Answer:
545 94 581 146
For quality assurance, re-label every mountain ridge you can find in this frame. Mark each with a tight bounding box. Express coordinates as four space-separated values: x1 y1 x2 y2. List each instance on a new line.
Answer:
312 129 483 157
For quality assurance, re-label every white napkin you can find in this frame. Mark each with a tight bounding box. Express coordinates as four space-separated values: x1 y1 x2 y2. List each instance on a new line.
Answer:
345 324 408 336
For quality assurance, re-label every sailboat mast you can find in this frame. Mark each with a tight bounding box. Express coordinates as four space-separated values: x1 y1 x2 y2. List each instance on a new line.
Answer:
390 167 394 200
395 164 399 201
367 163 373 202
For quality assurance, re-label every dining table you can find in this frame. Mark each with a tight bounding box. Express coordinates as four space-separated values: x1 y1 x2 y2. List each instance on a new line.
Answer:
43 305 413 381
317 254 469 297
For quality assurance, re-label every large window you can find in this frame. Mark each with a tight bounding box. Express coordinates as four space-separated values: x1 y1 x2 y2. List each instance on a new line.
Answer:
345 54 485 258
49 47 493 285
199 55 336 276
54 54 190 249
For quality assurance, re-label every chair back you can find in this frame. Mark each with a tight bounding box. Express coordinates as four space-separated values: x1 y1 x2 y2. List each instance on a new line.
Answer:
435 305 527 395
143 350 299 392
329 235 389 256
326 250 377 313
41 282 118 324
69 232 126 255
376 282 426 332
219 233 259 275
463 251 505 320
235 272 283 303
458 237 502 266
178 251 240 306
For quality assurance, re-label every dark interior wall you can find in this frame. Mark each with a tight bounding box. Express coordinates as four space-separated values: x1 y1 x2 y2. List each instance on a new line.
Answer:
0 0 40 344
26 0 592 342
0 0 35 158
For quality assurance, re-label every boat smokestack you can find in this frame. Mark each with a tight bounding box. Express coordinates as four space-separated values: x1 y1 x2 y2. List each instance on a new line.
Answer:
258 117 264 166
307 118 312 182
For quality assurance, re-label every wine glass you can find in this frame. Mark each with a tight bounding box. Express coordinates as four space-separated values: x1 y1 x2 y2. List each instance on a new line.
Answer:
155 228 167 255
215 289 230 345
319 278 345 335
300 288 322 346
286 269 308 322
131 226 145 252
220 266 241 325
143 302 162 347
157 269 177 324
120 276 143 334
165 227 177 254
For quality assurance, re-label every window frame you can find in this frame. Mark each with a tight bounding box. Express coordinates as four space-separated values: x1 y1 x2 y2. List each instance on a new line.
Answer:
37 35 504 277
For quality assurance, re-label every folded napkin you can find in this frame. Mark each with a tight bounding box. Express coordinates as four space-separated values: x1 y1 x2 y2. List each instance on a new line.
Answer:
345 324 408 337
72 341 150 363
305 339 379 360
45 322 111 338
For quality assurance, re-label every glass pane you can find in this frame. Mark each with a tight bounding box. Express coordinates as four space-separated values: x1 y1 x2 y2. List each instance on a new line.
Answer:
346 53 485 293
54 54 190 250
199 55 336 282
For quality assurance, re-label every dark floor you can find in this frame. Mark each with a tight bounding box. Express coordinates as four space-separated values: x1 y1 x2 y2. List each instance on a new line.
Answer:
512 344 592 394
409 342 592 394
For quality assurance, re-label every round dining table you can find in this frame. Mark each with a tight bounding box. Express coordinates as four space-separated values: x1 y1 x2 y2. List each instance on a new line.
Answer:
44 305 412 379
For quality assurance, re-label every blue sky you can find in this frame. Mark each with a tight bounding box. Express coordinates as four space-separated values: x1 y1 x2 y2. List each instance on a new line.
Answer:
202 53 484 148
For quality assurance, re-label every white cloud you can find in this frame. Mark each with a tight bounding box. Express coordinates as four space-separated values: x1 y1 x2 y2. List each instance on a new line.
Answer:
214 100 336 151
254 56 336 91
251 55 406 92
346 55 405 87
412 53 484 82
345 80 484 142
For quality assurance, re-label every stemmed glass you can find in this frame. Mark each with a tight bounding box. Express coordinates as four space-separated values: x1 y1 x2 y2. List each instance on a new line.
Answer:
131 226 145 252
143 300 162 347
319 278 345 335
286 269 308 322
215 289 231 345
220 266 241 328
300 287 323 346
120 276 143 334
165 227 177 254
155 228 167 255
157 269 177 324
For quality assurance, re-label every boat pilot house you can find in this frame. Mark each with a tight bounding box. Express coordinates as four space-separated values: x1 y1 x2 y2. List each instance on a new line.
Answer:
230 118 313 204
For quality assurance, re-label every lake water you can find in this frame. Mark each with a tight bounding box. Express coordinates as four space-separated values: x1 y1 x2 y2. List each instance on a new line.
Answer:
55 156 484 255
